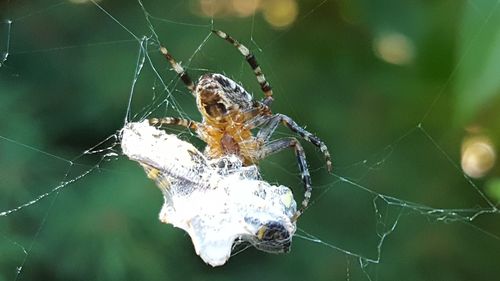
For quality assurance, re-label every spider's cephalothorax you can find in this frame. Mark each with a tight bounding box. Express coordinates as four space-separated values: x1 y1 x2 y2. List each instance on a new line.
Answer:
150 30 332 221
196 73 257 122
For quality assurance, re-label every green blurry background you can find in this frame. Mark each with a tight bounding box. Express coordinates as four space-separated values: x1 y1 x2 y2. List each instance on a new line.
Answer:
1 0 500 280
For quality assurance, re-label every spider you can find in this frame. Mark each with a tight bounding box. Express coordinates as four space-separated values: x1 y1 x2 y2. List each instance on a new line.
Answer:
149 30 332 221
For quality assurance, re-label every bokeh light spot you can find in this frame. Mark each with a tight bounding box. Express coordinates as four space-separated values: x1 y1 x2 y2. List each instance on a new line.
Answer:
373 32 415 65
461 135 496 178
232 0 261 17
262 0 298 28
199 0 225 17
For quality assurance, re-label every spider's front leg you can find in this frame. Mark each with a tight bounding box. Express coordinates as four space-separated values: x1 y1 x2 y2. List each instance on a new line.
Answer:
257 137 311 221
149 117 200 131
257 114 332 172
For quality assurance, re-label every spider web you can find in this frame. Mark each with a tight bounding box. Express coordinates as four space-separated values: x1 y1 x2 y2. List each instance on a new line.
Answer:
1 0 500 280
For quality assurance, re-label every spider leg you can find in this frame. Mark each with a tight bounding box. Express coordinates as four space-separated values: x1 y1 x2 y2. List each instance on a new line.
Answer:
212 30 273 106
243 114 269 131
257 114 332 172
257 137 311 221
238 102 272 129
159 46 195 94
149 117 199 131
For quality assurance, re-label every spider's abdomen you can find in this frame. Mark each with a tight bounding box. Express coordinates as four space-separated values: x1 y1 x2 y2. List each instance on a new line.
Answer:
201 122 259 166
221 133 240 155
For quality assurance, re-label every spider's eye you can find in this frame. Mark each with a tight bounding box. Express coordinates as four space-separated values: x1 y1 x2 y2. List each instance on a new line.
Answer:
204 102 227 117
198 89 230 118
215 102 227 114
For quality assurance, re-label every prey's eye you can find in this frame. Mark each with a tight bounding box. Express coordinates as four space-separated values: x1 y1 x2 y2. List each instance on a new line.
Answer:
254 221 291 253
258 221 289 241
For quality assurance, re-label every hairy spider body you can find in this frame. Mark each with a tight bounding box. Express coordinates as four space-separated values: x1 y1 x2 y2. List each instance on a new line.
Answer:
151 30 332 221
195 73 269 165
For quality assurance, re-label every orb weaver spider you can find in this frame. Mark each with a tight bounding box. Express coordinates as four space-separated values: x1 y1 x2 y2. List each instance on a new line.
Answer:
149 30 332 221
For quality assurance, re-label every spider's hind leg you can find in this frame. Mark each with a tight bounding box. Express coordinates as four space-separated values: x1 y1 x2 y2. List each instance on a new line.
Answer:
257 137 311 221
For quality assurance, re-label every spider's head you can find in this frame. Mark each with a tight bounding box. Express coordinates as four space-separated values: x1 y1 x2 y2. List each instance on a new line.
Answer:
195 73 255 122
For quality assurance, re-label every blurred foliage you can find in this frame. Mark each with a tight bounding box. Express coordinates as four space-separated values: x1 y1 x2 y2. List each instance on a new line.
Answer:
1 0 499 281
455 0 500 124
